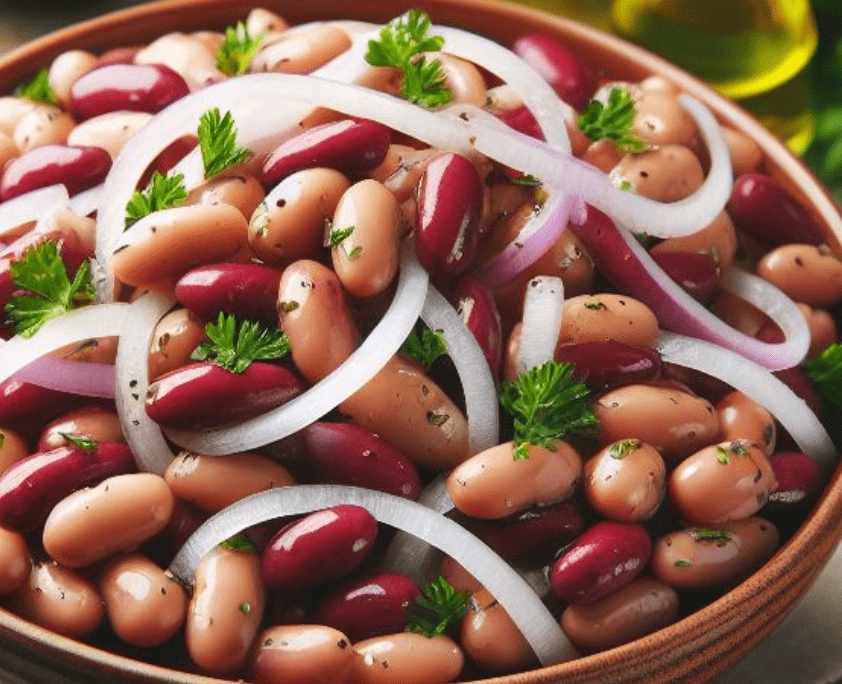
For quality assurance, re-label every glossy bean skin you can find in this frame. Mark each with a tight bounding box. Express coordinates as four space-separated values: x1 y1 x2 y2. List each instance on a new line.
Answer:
650 210 738 270
164 451 295 513
461 589 535 674
262 118 390 187
497 105 544 140
69 64 189 120
554 341 662 391
434 53 487 106
0 527 30 595
631 90 698 148
669 440 777 525
0 381 77 433
453 276 503 379
13 106 75 152
187 545 265 675
42 472 174 567
0 427 28 475
148 308 206 381
650 250 719 302
175 263 282 326
37 405 124 451
797 303 838 359
415 152 483 282
448 441 582 520
756 244 842 309
261 505 378 591
512 34 593 109
298 422 422 500
561 576 679 653
251 624 355 684
651 517 779 590
582 138 623 172
595 383 719 463
0 442 136 532
551 521 652 604
351 633 464 684
767 452 822 513
253 25 352 74
134 33 223 90
145 362 302 431
560 294 659 348
8 562 104 639
721 127 763 177
0 96 42 137
99 553 188 647
314 574 419 642
369 145 440 203
0 144 111 201
716 391 776 455
331 179 402 297
188 173 265 220
48 50 98 105
729 173 824 247
610 144 704 202
439 556 483 595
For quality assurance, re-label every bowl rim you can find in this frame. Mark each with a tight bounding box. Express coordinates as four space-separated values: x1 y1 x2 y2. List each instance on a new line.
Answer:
0 1 841 683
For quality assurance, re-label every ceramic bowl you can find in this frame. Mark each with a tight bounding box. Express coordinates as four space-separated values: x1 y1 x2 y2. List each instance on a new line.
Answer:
0 1 840 683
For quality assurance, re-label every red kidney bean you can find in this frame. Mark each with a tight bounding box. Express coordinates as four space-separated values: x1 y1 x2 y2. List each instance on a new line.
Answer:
497 106 544 140
68 63 189 120
466 501 585 566
554 340 662 391
774 365 824 418
262 118 391 187
298 422 422 500
767 452 822 510
650 250 719 302
148 135 197 178
145 362 302 431
0 144 111 201
175 263 282 327
415 152 483 282
551 521 652 604
0 441 136 532
313 573 419 641
728 173 824 247
512 34 594 110
453 276 503 379
261 505 378 591
0 380 78 433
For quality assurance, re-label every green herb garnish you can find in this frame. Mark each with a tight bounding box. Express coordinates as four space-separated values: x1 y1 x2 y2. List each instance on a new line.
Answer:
5 242 96 339
690 528 731 543
401 324 448 369
198 107 251 179
328 225 355 248
512 174 542 187
730 440 749 457
674 559 693 568
61 434 98 451
716 446 730 465
501 361 598 461
365 10 452 108
125 172 188 229
191 312 290 374
239 601 252 614
406 576 469 638
216 22 264 76
578 87 649 154
219 534 256 552
15 67 58 106
609 438 641 460
806 342 842 410
584 300 606 310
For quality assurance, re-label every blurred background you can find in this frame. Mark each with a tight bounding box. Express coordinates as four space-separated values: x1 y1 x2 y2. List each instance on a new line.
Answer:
0 0 840 200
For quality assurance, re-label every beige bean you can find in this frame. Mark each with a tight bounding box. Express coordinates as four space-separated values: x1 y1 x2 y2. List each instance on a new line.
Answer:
461 589 534 674
8 561 104 638
67 111 152 159
479 180 533 238
799 303 838 359
38 405 124 451
560 293 659 348
165 451 295 512
369 145 440 204
640 75 682 95
716 391 776 455
610 144 704 202
447 440 582 519
331 180 402 298
0 527 30 595
583 440 666 522
13 106 75 152
560 576 679 653
188 173 265 221
186 545 265 675
566 109 591 156
0 96 42 138
650 210 738 269
352 632 464 684
632 89 698 148
0 427 28 475
190 31 225 56
0 131 17 168
148 308 206 381
721 126 763 177
430 52 487 106
48 50 98 105
581 138 623 173
251 624 355 684
651 516 779 590
250 168 350 265
99 553 188 647
756 243 842 309
33 206 97 255
55 335 119 364
439 556 483 595
42 473 175 568
135 32 224 90
341 356 469 470
711 289 770 338
595 384 719 463
246 8 290 35
253 25 351 74
111 203 248 287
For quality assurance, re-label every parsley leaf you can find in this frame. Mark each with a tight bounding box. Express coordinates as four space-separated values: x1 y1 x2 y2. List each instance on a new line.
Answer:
5 242 96 339
218 534 256 552
501 361 598 461
805 342 842 410
365 10 453 108
216 21 264 76
406 576 469 638
401 323 448 369
15 67 59 106
125 172 188 229
609 438 641 460
578 87 649 154
61 433 98 451
198 108 251 180
191 312 290 374
690 528 731 543
328 224 355 248
511 174 543 187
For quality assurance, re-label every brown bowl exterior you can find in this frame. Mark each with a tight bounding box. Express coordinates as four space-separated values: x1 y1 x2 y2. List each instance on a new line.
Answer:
0 1 840 683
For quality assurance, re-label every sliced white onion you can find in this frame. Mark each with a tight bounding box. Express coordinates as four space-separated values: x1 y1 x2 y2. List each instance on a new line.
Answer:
0 185 69 240
68 184 103 218
657 331 837 473
0 303 128 386
420 285 498 455
167 484 576 666
518 276 565 373
166 242 428 454
115 291 176 475
12 359 115 398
